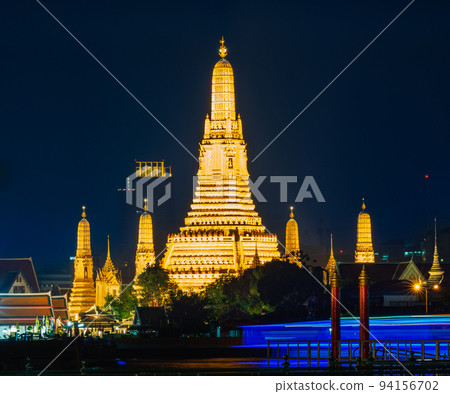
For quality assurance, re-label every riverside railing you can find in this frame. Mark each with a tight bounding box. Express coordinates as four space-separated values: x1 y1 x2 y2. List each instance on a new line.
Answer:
266 340 450 368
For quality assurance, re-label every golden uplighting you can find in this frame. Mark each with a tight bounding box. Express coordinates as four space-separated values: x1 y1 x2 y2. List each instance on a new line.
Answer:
162 39 280 291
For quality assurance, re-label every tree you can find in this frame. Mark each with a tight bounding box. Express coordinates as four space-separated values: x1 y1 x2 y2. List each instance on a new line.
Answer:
167 290 209 336
104 285 137 320
136 264 177 307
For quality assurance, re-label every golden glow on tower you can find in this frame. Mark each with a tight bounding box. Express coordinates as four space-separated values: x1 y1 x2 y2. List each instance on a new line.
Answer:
355 198 375 264
135 199 156 279
285 206 300 265
211 38 236 122
163 39 280 291
428 218 444 286
76 206 91 256
324 233 336 285
69 206 96 318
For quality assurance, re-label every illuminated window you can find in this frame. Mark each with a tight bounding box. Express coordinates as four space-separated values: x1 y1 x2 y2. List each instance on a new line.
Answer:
227 157 233 169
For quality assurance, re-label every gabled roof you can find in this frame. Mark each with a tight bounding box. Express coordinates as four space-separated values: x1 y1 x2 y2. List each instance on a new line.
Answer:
0 258 39 293
336 260 425 284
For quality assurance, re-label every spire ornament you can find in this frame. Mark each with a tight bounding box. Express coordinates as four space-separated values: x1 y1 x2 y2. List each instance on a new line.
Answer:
219 36 227 58
82 206 86 218
324 233 336 285
107 234 111 261
428 217 444 286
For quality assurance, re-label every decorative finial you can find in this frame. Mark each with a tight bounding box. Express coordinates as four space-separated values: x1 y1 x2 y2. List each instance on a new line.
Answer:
330 266 340 288
107 235 111 260
359 264 369 286
144 198 148 212
219 36 227 58
434 217 437 248
82 206 86 218
290 206 294 219
329 233 335 261
362 198 366 211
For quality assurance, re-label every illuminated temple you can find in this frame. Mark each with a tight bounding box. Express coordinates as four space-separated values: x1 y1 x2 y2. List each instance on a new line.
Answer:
95 235 121 307
285 207 300 265
162 38 280 291
355 198 375 264
68 207 96 318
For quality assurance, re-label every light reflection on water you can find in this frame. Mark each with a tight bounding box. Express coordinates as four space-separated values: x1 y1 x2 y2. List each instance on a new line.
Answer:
240 315 450 347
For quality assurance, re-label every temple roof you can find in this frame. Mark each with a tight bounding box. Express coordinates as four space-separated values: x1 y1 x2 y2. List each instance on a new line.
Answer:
336 260 424 284
0 258 39 293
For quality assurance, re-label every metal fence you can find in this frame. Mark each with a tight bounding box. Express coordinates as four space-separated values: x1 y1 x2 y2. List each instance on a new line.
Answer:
267 340 450 368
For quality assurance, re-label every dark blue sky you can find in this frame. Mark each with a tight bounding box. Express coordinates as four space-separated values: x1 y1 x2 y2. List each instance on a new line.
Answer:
1 1 449 270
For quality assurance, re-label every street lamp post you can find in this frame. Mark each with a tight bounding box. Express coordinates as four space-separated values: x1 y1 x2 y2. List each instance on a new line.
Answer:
414 283 439 314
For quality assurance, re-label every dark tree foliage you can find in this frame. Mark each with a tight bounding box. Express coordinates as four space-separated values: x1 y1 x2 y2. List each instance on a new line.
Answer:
203 260 329 326
167 290 210 336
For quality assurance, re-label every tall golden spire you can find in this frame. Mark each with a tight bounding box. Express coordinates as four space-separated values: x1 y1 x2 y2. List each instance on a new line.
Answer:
324 233 336 285
428 218 444 286
76 206 91 257
210 37 236 122
162 40 280 290
95 235 121 307
69 206 96 318
103 235 116 273
286 206 300 266
355 198 375 263
135 198 156 278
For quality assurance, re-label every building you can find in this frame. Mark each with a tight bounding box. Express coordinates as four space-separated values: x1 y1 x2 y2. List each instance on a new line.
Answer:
285 207 300 265
0 292 69 338
355 198 375 263
427 218 444 286
68 207 96 319
135 199 156 279
162 38 280 291
323 234 336 285
0 258 39 294
95 236 121 307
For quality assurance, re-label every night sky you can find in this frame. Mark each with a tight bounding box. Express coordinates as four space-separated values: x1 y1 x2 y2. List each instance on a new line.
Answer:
1 1 449 271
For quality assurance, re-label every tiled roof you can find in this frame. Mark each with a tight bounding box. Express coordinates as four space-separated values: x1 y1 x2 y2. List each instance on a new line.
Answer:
0 258 39 293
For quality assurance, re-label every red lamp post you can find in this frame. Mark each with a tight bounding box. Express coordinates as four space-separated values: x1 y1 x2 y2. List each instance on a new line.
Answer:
359 265 370 360
330 267 341 361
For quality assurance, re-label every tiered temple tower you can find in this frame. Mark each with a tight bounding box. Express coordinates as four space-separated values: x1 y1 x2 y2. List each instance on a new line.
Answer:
135 199 156 279
95 235 121 307
324 234 336 285
355 198 375 264
163 38 280 291
285 206 300 265
68 207 96 318
428 218 444 286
